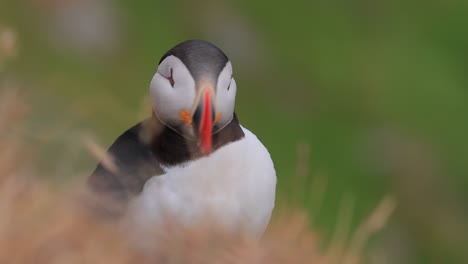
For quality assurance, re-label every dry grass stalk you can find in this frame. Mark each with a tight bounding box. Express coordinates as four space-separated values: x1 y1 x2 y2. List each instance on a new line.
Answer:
342 196 397 264
0 25 17 61
325 194 355 264
82 136 118 174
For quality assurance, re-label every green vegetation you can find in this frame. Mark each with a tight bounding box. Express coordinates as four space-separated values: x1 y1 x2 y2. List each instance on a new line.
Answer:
1 1 467 262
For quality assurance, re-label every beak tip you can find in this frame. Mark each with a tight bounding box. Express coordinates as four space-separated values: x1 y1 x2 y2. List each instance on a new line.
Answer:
199 140 212 156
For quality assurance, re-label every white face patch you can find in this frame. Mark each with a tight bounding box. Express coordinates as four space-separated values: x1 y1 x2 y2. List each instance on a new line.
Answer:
214 62 236 132
150 55 196 131
150 56 236 136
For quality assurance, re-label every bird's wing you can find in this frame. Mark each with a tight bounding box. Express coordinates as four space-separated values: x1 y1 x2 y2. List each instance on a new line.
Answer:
87 122 164 217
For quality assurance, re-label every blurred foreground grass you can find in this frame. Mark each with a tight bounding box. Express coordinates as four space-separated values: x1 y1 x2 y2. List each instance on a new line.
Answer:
0 90 396 264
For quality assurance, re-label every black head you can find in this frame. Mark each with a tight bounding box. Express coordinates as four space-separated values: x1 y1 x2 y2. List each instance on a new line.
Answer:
159 40 229 84
150 40 237 155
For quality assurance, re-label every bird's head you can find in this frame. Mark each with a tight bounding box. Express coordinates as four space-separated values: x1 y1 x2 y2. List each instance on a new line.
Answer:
150 40 237 155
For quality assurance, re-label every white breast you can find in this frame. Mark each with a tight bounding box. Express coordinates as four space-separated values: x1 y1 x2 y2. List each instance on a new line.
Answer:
126 126 276 240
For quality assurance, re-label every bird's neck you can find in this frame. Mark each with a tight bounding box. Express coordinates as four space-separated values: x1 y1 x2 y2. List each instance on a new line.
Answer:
142 113 244 166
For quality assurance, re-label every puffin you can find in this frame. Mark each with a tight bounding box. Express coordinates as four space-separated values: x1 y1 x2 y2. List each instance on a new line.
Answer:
88 40 277 238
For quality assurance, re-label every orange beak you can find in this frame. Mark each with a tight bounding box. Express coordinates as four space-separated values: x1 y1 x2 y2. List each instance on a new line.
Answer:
198 89 212 155
191 84 215 156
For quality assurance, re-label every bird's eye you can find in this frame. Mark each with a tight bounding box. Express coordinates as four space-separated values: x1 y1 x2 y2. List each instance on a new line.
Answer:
168 68 175 87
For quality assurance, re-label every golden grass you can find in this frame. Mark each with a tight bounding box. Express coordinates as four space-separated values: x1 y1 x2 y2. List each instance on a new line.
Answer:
0 89 396 264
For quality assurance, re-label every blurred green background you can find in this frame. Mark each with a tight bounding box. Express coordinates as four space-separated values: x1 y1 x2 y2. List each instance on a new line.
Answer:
1 0 468 263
